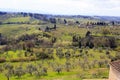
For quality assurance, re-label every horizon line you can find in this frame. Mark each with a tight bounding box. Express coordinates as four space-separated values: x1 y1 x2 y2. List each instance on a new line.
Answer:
0 9 120 17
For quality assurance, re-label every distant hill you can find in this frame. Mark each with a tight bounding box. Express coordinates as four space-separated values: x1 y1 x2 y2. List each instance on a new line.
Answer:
0 11 120 22
93 16 120 21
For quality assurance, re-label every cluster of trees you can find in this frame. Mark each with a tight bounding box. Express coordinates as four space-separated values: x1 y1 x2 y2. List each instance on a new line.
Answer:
87 22 108 26
49 18 56 24
0 34 8 45
72 31 117 49
109 21 120 26
0 12 7 15
79 36 117 49
0 63 48 80
0 32 58 54
86 21 120 26
18 12 49 21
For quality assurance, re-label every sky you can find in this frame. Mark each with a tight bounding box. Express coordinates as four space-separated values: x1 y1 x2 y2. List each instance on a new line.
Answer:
0 0 120 16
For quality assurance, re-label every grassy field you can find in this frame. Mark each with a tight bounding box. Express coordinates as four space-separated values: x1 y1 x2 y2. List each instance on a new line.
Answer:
0 24 42 38
4 17 31 23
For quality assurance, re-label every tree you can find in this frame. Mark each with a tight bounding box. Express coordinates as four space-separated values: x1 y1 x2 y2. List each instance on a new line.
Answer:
45 26 49 32
56 48 64 59
34 70 41 77
111 21 115 26
0 22 2 25
85 31 91 37
26 64 37 75
51 37 57 43
65 51 71 60
76 21 80 24
4 63 13 70
109 37 117 48
65 61 71 72
98 61 104 68
34 67 47 77
0 33 2 38
5 68 14 80
49 18 56 24
56 66 62 74
86 41 94 48
53 24 57 30
64 19 67 24
41 67 48 76
14 66 25 78
72 34 81 42
4 64 14 80
89 42 94 48
5 70 11 80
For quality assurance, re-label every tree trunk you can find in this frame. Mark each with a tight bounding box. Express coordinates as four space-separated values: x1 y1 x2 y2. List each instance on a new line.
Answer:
7 77 9 80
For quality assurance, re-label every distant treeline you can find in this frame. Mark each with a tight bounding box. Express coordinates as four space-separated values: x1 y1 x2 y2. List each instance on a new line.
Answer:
1 11 120 26
0 12 7 15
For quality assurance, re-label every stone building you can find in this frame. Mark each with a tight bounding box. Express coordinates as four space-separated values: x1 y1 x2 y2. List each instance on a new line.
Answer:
109 60 120 80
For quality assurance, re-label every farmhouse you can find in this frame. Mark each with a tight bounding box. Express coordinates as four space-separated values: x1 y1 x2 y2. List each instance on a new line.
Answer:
109 60 120 80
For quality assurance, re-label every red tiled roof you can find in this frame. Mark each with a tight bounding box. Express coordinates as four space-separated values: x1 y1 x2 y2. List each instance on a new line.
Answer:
110 60 120 72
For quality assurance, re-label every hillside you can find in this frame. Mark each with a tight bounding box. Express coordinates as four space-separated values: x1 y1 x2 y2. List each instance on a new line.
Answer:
0 11 120 80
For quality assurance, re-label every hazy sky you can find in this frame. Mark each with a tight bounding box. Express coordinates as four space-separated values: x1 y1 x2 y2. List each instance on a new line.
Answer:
0 0 120 16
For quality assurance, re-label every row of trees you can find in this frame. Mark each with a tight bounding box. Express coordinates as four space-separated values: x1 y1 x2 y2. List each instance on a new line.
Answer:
0 63 48 80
